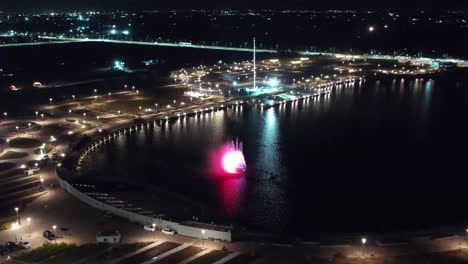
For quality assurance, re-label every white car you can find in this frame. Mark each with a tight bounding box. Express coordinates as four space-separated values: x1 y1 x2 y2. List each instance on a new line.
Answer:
144 225 156 232
162 228 176 236
18 241 31 249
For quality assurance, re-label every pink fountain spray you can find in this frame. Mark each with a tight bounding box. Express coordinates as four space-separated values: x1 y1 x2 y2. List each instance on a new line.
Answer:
221 139 247 175
212 139 247 177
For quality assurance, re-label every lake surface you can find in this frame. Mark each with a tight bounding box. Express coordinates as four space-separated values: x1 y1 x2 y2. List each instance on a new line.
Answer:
81 76 468 234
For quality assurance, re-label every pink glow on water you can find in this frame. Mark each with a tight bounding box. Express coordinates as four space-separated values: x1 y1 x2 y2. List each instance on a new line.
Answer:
210 140 247 216
219 178 246 216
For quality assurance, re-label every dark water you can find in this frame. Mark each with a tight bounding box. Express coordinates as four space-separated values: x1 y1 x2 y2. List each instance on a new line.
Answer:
82 76 468 234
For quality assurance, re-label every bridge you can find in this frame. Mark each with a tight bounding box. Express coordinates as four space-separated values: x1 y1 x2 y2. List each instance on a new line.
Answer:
1 35 467 65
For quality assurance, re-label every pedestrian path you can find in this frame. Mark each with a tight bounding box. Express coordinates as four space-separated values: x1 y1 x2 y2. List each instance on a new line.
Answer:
177 248 211 264
141 241 195 264
112 241 163 264
212 252 241 264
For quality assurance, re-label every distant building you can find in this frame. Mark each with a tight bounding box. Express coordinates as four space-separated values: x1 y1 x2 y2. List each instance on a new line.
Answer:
431 61 457 69
96 230 121 244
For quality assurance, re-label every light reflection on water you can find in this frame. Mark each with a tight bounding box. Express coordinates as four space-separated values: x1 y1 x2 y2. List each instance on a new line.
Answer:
81 77 468 233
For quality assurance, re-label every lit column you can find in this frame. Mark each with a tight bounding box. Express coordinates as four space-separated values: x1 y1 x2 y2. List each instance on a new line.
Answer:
361 237 367 258
53 225 57 243
253 37 256 91
201 229 206 249
11 223 19 242
27 218 32 237
14 207 20 225
465 229 468 249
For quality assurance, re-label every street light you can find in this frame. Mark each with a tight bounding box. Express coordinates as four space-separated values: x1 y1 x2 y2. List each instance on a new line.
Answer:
152 223 156 240
361 237 367 258
53 225 57 243
11 222 19 242
27 217 32 237
3 112 7 119
201 229 206 249
14 207 20 225
35 111 39 119
465 229 468 249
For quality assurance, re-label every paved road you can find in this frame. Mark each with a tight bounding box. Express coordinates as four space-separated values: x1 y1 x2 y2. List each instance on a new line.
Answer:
2 36 466 66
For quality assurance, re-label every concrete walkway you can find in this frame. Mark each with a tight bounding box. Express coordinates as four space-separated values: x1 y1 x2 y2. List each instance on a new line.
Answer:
111 241 163 264
141 241 195 264
212 252 241 264
177 248 212 264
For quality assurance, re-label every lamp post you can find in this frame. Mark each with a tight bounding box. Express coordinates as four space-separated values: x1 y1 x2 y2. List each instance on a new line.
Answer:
35 111 38 120
361 237 367 258
14 207 20 225
11 223 19 242
152 223 156 241
53 225 57 243
201 229 206 249
465 229 468 249
27 217 31 237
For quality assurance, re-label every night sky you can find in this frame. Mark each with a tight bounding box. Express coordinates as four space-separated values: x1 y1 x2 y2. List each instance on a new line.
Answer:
1 0 467 11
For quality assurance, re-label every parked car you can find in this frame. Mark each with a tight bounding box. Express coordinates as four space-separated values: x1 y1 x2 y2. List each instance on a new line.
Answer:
144 224 156 232
4 242 19 252
0 245 8 256
42 154 49 160
43 230 56 240
161 228 176 235
18 241 31 249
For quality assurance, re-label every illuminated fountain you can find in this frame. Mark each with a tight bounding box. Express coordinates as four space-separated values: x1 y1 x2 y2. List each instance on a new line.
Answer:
212 139 247 177
222 140 247 174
